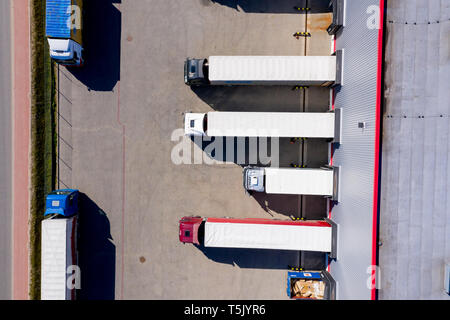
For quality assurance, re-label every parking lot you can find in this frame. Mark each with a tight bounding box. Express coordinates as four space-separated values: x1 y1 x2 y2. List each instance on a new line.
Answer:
57 0 333 299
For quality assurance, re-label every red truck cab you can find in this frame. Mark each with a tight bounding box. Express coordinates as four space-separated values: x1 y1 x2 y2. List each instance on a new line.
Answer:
179 217 203 245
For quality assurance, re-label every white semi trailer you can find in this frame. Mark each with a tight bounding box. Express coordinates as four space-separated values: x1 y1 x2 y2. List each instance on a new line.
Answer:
179 216 337 258
243 166 341 202
41 217 78 300
184 110 342 143
41 189 79 300
184 52 342 86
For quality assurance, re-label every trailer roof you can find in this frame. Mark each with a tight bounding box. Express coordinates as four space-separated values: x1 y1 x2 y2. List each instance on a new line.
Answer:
208 56 336 84
207 112 335 138
265 168 334 196
204 219 332 252
41 218 73 300
46 0 72 38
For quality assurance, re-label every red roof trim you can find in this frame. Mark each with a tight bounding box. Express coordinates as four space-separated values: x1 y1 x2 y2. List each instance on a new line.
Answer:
371 0 385 301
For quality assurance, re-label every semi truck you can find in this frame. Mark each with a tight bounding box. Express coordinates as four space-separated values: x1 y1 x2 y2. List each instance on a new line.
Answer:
184 52 342 86
184 109 342 143
41 189 79 300
243 166 340 201
46 0 84 66
179 216 337 258
287 270 336 300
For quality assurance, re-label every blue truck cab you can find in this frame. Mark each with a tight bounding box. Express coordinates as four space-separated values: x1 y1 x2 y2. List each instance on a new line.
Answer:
44 189 79 217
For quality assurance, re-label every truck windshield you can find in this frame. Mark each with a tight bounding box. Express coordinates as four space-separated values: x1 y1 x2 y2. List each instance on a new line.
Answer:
49 190 72 195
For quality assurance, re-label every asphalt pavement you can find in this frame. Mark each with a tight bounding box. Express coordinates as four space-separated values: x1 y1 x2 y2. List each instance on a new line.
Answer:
58 0 332 299
0 0 12 300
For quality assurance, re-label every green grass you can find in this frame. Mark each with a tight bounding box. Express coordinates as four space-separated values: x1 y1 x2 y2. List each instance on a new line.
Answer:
29 0 57 300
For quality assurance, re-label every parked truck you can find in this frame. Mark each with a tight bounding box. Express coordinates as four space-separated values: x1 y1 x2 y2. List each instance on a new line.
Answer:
287 270 336 300
41 189 79 300
46 0 84 66
184 52 342 86
184 109 342 142
243 166 340 201
179 216 337 258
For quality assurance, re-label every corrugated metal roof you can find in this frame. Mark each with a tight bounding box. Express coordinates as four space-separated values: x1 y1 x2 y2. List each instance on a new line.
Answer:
328 0 383 300
46 0 72 38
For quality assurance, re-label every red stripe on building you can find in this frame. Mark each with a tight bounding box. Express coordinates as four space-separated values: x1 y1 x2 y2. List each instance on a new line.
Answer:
371 0 385 300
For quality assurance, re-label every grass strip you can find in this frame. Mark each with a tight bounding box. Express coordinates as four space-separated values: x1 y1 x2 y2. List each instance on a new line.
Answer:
29 0 57 300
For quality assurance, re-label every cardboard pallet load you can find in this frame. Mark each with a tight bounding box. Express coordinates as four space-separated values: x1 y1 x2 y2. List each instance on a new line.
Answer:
292 279 325 299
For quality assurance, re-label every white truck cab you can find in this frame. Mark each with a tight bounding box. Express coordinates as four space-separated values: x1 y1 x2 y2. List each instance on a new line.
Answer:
243 166 341 201
184 113 207 136
47 39 84 66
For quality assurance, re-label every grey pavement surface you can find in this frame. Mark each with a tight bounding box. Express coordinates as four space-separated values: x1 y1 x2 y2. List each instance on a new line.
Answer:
379 0 450 299
0 0 12 300
58 0 332 299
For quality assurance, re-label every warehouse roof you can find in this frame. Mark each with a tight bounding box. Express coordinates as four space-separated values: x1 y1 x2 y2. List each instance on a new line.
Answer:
378 0 450 300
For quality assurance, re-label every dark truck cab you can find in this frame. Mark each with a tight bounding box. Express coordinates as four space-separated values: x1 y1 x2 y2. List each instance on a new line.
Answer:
184 58 209 85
